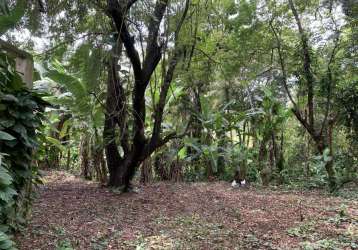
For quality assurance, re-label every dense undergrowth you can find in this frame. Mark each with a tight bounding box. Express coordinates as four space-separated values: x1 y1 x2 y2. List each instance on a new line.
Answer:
0 51 46 249
0 1 357 249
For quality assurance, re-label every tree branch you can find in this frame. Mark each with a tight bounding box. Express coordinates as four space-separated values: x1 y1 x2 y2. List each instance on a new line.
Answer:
269 21 299 109
141 0 169 85
320 31 340 136
149 0 190 152
126 0 138 10
107 0 142 78
288 0 315 130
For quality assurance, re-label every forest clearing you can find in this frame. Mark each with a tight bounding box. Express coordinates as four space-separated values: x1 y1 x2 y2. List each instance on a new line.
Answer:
15 171 358 249
0 0 357 249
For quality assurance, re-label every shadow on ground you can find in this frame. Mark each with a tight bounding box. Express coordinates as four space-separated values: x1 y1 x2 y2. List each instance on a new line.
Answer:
16 171 358 249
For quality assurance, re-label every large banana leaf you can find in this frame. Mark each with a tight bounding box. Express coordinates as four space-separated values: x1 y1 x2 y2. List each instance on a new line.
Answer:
46 60 88 100
45 60 93 114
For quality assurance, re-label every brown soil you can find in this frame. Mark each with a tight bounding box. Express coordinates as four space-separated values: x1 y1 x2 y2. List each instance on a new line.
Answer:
15 171 358 250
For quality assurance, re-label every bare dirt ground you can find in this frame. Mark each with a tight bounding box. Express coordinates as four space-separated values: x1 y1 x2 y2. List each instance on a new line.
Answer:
15 171 358 250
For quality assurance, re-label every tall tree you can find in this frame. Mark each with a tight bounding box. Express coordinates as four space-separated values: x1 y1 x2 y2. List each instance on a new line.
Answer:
269 0 347 190
104 0 190 190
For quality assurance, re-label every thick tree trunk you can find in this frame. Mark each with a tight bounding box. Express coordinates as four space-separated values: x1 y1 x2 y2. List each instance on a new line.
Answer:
105 0 189 191
103 99 122 186
103 39 131 188
304 135 310 177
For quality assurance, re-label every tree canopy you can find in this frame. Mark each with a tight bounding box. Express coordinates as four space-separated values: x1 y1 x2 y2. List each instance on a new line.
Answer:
0 0 357 248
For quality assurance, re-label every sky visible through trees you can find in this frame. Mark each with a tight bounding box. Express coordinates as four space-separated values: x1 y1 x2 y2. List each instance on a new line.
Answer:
0 0 357 249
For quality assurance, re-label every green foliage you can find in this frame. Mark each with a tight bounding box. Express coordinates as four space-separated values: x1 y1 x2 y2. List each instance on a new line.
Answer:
31 44 107 179
0 155 17 250
0 0 356 247
0 0 26 35
0 133 15 142
300 239 350 250
56 239 74 250
287 208 357 250
0 54 23 92
44 60 91 114
287 221 315 237
0 231 16 250
5 0 355 190
0 50 46 248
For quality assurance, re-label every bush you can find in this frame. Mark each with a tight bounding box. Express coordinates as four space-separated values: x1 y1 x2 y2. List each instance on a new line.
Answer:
0 51 46 248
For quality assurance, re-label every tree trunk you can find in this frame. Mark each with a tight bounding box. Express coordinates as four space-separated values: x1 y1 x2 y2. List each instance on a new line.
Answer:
66 147 71 170
217 131 226 177
80 135 91 180
276 131 285 183
315 133 337 191
100 150 107 183
259 136 271 185
105 0 189 191
103 39 131 188
154 152 170 181
140 157 152 184
188 85 204 173
169 157 183 182
272 0 338 191
93 147 107 184
103 105 122 186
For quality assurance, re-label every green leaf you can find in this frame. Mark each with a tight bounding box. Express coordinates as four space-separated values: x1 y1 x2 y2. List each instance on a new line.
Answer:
46 60 87 100
0 131 15 141
0 186 17 202
1 94 18 103
4 140 17 147
0 167 14 186
59 119 71 139
0 119 15 128
0 236 16 250
9 73 25 91
323 148 332 162
178 147 187 160
13 123 27 139
46 136 66 151
0 0 26 35
185 142 202 154
0 1 10 15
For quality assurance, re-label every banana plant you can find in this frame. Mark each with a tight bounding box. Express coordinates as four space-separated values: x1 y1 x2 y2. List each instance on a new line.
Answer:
33 44 106 179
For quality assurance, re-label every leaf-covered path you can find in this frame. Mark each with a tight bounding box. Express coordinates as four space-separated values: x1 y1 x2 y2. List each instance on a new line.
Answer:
16 171 357 249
